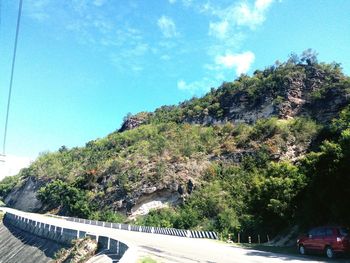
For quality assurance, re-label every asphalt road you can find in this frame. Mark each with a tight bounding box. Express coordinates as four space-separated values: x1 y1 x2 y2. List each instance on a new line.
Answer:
1 207 347 263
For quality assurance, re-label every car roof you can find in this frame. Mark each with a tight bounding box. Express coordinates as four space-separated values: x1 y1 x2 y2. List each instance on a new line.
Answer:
310 226 347 230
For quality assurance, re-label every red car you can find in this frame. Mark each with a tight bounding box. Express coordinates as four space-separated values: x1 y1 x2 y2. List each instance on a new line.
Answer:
297 226 350 258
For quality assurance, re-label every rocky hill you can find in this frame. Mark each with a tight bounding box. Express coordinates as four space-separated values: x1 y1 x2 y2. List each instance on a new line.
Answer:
1 51 350 239
121 55 349 130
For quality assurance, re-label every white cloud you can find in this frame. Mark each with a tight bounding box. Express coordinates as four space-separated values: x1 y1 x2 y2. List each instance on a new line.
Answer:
26 0 50 21
255 0 274 10
182 0 193 7
131 65 144 72
215 51 255 75
177 77 218 93
177 80 188 90
178 51 255 94
176 0 276 95
110 42 149 72
206 0 275 41
131 43 149 56
169 0 176 4
0 155 32 181
209 20 229 39
160 54 171 61
93 0 107 6
234 0 274 29
157 16 178 38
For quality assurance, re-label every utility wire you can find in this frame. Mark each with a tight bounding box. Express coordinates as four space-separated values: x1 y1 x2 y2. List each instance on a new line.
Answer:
0 0 2 35
2 0 23 155
0 0 2 34
0 0 3 162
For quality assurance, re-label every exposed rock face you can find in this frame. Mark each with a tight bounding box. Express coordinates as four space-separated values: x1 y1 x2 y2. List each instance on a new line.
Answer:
197 70 349 125
119 66 349 130
275 68 349 122
55 238 97 263
4 177 44 212
129 189 181 218
304 87 349 122
97 159 210 215
228 97 275 124
118 112 150 132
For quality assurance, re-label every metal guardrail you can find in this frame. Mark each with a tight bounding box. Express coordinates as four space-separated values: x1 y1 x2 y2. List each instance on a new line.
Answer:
65 216 218 240
4 212 129 262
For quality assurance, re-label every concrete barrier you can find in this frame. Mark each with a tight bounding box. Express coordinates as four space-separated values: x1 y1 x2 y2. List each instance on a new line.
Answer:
3 212 130 262
65 215 218 239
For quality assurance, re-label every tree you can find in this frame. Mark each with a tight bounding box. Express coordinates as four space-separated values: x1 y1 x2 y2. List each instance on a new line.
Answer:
300 48 318 65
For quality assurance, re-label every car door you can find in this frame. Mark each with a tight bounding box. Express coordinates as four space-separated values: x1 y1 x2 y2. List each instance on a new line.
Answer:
323 228 334 247
313 227 326 252
304 228 318 251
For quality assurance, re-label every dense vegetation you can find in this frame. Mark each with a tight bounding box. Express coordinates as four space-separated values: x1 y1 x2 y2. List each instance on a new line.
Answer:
1 51 349 240
136 105 350 238
0 175 22 198
132 49 350 125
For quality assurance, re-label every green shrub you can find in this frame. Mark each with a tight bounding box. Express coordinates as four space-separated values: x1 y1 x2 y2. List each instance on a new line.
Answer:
38 180 92 218
0 175 22 198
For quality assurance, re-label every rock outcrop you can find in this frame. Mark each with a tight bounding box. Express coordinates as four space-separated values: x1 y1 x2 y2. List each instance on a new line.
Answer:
118 112 151 132
118 65 349 130
4 177 44 212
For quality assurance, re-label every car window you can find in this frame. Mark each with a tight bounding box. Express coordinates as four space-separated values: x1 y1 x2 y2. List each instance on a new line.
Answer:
339 228 349 236
325 228 333 236
315 228 325 237
309 228 317 237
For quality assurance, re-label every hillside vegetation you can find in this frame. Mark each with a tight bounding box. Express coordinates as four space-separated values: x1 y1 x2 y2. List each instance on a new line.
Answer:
1 51 350 239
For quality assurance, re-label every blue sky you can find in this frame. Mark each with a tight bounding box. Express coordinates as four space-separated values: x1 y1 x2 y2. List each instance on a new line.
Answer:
0 0 349 175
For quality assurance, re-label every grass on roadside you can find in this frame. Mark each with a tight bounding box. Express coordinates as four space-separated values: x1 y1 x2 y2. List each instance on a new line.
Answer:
138 256 158 263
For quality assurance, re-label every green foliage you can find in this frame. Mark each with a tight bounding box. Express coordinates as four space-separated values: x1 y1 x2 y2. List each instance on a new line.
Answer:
136 208 178 228
0 175 22 198
298 118 350 226
3 113 323 237
89 210 126 223
137 155 308 238
250 118 281 140
138 257 158 263
331 105 350 134
38 180 92 218
250 162 306 231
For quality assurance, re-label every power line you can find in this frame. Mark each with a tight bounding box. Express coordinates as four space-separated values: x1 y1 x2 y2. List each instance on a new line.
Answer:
0 0 3 162
0 0 2 33
2 0 23 155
